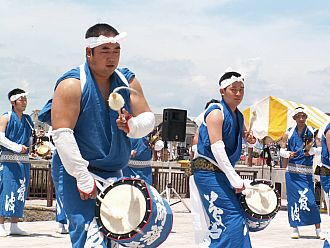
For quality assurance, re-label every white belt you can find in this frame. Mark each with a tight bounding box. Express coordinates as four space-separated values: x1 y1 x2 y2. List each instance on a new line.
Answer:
128 160 152 168
0 152 29 163
287 163 313 175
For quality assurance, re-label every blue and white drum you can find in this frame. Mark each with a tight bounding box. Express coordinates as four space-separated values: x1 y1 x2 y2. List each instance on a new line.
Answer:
95 178 173 247
240 179 281 232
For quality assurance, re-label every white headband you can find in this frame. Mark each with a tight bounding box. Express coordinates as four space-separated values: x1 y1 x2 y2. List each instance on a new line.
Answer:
86 32 127 48
220 67 246 89
9 92 28 102
292 108 308 118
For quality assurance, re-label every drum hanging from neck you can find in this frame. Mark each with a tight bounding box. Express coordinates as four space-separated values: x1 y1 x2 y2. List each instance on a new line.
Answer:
95 178 173 247
240 179 281 232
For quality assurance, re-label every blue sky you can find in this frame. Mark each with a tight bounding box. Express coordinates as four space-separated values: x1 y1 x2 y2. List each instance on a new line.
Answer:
1 0 329 119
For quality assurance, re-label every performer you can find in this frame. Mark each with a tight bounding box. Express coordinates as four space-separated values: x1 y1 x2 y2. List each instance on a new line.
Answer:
122 136 153 185
280 107 324 239
0 89 33 237
190 99 219 245
192 69 256 247
38 23 154 247
318 122 330 247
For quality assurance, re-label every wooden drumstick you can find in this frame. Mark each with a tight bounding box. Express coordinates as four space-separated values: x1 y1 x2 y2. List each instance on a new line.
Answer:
248 111 257 133
96 195 124 219
245 185 272 192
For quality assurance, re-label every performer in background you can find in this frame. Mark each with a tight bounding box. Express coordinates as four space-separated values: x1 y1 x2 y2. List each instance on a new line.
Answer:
280 107 324 239
318 122 330 247
0 88 33 237
192 69 256 247
38 23 154 247
122 136 154 185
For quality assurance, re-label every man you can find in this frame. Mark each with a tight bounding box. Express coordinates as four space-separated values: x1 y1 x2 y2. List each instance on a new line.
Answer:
39 23 155 247
192 69 256 247
318 122 330 247
0 88 33 237
280 107 324 239
122 136 153 185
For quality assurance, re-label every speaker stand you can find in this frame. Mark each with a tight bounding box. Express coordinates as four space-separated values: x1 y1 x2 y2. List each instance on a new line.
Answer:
160 159 191 213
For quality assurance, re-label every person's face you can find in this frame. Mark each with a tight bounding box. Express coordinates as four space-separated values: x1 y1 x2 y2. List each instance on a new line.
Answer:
221 81 244 107
11 96 27 112
293 112 307 126
87 36 121 78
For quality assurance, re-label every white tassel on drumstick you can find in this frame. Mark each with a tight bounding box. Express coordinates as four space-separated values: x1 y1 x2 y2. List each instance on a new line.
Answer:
108 86 138 115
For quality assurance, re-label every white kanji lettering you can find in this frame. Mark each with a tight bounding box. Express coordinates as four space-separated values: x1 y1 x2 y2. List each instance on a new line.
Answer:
291 202 300 222
298 188 310 211
17 178 26 202
5 192 15 213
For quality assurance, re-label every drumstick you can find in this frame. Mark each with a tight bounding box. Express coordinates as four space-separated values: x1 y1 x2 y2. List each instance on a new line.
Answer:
108 86 138 115
248 111 257 133
96 195 124 219
245 185 272 192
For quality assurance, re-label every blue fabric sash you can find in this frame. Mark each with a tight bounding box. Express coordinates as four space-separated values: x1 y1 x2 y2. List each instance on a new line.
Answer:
287 126 314 166
197 100 243 166
130 137 152 161
321 122 330 166
39 61 135 172
1 111 33 152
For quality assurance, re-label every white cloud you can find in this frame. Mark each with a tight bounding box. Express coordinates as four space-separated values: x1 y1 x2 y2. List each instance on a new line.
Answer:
0 0 329 118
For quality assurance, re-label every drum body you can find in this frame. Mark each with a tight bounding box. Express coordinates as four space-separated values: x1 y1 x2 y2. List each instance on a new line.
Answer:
240 179 281 232
36 144 51 157
95 178 173 247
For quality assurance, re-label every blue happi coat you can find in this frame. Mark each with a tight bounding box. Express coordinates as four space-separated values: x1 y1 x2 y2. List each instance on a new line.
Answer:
320 123 330 248
194 101 251 248
122 137 153 185
285 125 321 227
0 111 33 218
39 61 134 248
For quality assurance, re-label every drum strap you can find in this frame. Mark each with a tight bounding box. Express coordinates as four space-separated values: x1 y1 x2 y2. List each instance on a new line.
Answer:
191 158 224 173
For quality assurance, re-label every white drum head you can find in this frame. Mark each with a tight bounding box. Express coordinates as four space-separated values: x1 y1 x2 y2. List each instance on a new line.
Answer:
245 184 278 215
100 184 147 234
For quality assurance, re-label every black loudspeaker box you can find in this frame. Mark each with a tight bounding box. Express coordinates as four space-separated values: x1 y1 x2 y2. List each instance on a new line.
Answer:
162 108 187 142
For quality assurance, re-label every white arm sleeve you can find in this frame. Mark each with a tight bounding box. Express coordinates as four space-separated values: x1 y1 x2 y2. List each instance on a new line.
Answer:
0 132 22 153
308 147 322 156
211 140 244 189
127 112 155 138
52 128 94 194
280 148 290 158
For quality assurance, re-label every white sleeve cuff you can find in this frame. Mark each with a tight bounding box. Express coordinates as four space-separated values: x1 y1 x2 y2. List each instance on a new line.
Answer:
280 148 290 158
52 128 94 193
211 140 244 189
308 147 321 156
0 132 22 153
127 112 155 138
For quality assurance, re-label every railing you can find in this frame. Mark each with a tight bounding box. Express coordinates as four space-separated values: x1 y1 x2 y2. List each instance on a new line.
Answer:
28 160 258 206
28 160 54 207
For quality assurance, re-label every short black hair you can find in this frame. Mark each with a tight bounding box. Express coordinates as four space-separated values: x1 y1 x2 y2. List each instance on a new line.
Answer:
205 99 220 109
8 88 25 101
85 23 119 39
219 71 242 86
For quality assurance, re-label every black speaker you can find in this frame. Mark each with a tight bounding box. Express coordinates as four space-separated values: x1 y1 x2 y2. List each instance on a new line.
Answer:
162 108 187 142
